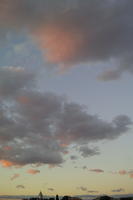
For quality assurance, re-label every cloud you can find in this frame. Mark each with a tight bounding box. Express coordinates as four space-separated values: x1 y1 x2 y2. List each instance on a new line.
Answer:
130 173 133 178
119 170 127 175
98 69 122 81
0 1 133 79
88 191 99 194
78 186 87 192
79 146 99 158
118 170 133 178
0 66 132 167
48 188 54 192
27 169 40 175
16 185 25 189
0 66 34 98
82 166 87 170
78 187 98 193
111 169 133 179
10 173 20 181
70 155 78 160
112 188 125 193
90 169 104 173
0 160 17 168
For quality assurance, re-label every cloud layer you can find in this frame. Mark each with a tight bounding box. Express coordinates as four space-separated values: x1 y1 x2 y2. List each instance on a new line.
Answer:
0 0 133 79
0 66 132 167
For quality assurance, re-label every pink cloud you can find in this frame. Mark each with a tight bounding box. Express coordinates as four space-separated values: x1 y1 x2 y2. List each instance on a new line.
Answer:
129 173 133 178
27 169 40 175
117 169 133 179
118 170 127 175
3 146 12 151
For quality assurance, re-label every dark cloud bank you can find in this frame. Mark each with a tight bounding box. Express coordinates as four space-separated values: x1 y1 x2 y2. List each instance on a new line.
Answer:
0 0 133 80
0 67 132 167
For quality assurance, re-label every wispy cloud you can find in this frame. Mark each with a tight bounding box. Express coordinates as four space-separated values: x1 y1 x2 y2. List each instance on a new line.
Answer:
78 186 98 193
110 169 133 179
48 188 54 192
88 190 99 194
90 169 104 173
70 155 78 160
27 169 40 175
119 170 127 175
82 166 87 170
16 185 25 189
112 188 125 193
10 173 20 181
78 186 87 192
118 170 133 178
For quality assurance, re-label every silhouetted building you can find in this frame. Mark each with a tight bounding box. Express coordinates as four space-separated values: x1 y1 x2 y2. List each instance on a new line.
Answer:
61 196 81 200
22 193 82 200
95 196 114 200
62 196 71 200
56 195 59 200
39 191 43 200
120 198 133 200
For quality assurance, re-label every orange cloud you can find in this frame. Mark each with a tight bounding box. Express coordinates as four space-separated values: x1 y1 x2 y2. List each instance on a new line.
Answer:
34 24 85 65
27 169 40 175
0 160 16 167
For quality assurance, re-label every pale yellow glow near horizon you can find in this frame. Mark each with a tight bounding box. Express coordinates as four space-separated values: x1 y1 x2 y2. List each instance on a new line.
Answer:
0 163 133 196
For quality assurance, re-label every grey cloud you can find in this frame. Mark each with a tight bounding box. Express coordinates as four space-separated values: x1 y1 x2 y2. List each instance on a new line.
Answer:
0 66 34 98
90 169 104 173
79 146 100 158
82 166 87 170
78 187 98 193
79 186 87 192
98 69 122 81
0 67 132 166
48 188 54 192
70 155 78 160
112 188 125 193
16 185 25 189
0 1 133 79
0 90 132 166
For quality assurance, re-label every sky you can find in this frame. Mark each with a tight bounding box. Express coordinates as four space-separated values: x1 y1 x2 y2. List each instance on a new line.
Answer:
0 0 133 197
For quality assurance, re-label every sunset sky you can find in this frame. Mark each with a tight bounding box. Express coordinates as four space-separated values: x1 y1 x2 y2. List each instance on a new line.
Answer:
0 0 133 197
